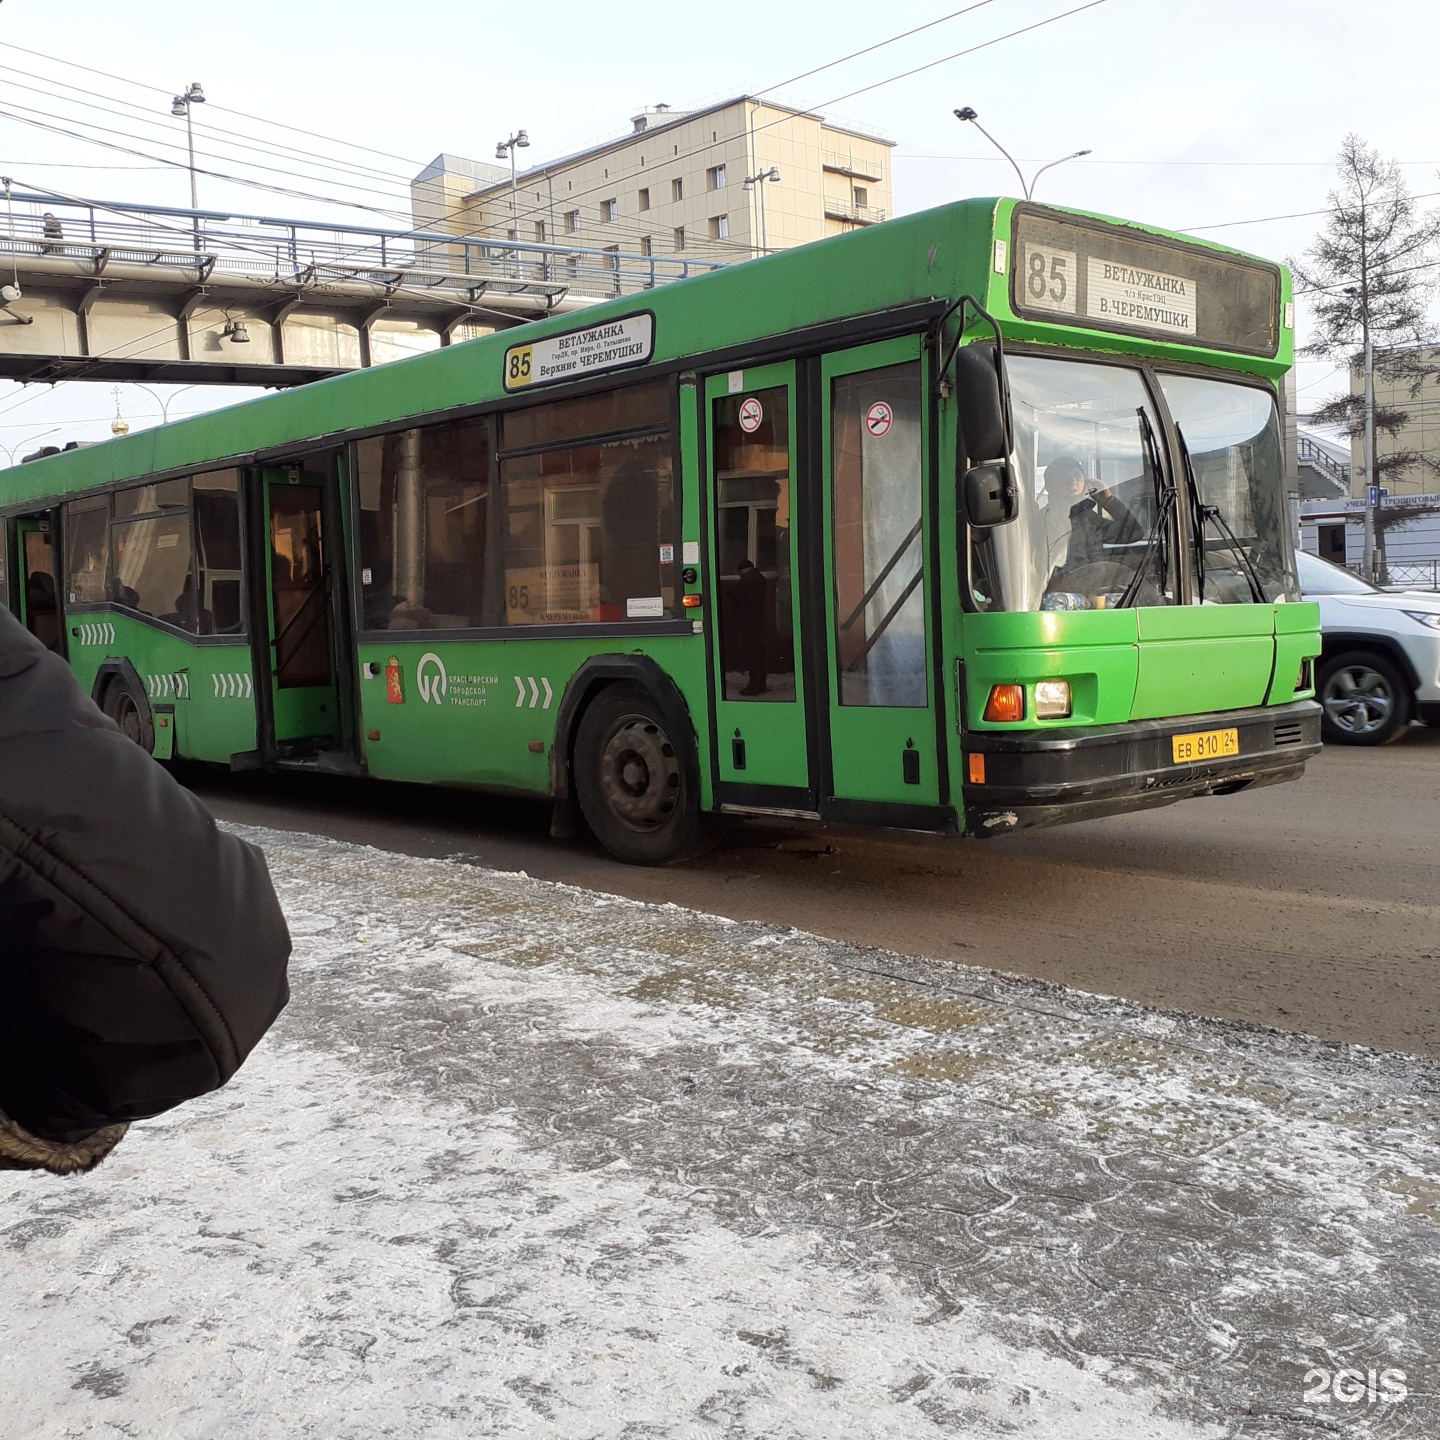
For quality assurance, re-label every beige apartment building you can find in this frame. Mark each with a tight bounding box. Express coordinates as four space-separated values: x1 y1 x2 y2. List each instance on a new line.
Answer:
410 97 894 280
1347 345 1440 496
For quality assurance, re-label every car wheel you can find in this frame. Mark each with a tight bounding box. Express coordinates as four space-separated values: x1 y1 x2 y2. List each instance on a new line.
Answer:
1317 650 1412 746
101 675 155 753
574 683 712 865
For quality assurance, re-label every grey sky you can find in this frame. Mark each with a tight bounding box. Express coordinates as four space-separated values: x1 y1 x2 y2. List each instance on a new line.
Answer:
0 0 1436 443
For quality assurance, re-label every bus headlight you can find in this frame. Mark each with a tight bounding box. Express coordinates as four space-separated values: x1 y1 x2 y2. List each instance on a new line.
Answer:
1035 680 1073 719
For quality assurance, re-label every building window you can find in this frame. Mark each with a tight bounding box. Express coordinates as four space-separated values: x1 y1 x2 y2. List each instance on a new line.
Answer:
499 381 677 626
853 185 868 208
707 164 727 191
604 244 620 272
671 177 684 202
709 214 729 240
506 228 518 243
674 226 685 252
638 187 650 212
640 236 652 256
356 417 497 631
600 198 618 223
564 210 580 234
534 220 546 242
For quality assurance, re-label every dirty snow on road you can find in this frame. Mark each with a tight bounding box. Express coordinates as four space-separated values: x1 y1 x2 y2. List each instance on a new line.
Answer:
3 825 1436 1438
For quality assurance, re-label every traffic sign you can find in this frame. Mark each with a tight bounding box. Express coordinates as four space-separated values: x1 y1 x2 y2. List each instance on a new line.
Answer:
1367 485 1389 506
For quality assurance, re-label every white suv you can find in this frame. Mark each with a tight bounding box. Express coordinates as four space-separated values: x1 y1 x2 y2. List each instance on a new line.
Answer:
1296 550 1440 745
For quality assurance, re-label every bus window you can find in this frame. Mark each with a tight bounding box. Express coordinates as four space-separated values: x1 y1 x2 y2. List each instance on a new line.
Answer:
111 511 193 625
831 362 926 707
193 470 245 634
65 497 110 605
356 416 494 630
499 384 676 627
713 387 794 700
114 477 189 519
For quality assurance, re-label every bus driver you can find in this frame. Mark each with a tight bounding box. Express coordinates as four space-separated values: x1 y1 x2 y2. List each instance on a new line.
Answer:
1044 456 1140 580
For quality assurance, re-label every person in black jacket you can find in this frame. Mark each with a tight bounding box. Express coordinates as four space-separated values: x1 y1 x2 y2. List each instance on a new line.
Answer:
0 605 290 1174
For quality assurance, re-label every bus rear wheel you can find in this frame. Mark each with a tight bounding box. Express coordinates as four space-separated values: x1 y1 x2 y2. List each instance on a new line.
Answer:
574 683 708 865
102 676 155 754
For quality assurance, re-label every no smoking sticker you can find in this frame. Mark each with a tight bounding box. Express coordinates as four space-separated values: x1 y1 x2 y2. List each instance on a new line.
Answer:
738 397 765 433
865 400 894 438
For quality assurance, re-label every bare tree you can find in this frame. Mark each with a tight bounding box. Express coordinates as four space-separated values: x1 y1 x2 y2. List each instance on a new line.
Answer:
1290 137 1440 579
1290 137 1440 484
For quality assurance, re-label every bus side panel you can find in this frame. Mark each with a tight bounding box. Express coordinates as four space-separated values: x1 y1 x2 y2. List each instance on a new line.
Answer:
66 613 256 763
354 635 710 797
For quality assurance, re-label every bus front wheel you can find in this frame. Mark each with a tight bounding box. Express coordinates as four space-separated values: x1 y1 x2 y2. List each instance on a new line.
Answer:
574 683 710 865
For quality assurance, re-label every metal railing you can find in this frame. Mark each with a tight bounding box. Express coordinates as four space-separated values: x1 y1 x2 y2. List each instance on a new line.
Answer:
1297 433 1351 489
1376 560 1440 590
0 189 727 303
822 200 887 225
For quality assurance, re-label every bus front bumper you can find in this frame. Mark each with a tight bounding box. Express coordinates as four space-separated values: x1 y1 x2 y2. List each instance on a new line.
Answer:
962 699 1322 836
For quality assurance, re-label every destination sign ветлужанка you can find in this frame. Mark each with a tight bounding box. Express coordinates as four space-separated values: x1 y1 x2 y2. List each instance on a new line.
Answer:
504 314 655 391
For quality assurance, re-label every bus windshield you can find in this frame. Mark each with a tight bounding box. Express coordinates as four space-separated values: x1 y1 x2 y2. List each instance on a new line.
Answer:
970 355 1177 612
969 358 1297 611
1159 373 1299 604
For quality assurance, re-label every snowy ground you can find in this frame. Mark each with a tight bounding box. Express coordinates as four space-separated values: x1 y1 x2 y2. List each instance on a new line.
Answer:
3 826 1437 1439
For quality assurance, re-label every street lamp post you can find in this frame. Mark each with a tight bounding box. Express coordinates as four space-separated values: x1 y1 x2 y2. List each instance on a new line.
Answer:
131 382 201 427
742 167 780 256
0 426 60 467
495 130 531 236
952 108 1090 200
171 82 206 251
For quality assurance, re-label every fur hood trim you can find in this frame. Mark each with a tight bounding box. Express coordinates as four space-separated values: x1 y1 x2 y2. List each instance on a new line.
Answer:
0 1110 127 1174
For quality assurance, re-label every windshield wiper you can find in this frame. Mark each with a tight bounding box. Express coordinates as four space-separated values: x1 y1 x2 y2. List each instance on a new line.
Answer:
1176 428 1267 604
1117 408 1174 609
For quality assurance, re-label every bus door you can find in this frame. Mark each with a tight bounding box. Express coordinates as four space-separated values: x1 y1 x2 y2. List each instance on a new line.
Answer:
14 513 63 653
257 468 342 755
817 339 941 811
705 362 815 807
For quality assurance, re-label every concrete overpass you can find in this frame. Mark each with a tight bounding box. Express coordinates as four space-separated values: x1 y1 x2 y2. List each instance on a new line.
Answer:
0 190 724 387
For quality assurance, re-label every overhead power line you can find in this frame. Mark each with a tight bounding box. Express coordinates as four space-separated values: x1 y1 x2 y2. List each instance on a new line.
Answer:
0 38 425 167
414 0 1115 251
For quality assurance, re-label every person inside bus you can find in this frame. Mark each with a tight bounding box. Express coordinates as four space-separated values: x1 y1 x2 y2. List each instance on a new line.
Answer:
1046 456 1141 577
0 603 290 1174
734 559 770 695
174 575 214 634
24 570 60 651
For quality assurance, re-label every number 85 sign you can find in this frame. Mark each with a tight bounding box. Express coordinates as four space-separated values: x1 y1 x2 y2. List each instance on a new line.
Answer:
1021 243 1077 317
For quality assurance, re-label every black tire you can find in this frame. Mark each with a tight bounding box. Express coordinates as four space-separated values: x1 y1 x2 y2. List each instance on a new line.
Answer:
573 682 711 865
1317 649 1412 746
101 675 155 754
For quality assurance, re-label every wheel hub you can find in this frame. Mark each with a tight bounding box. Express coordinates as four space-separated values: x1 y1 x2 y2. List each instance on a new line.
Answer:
599 717 680 831
1322 665 1393 736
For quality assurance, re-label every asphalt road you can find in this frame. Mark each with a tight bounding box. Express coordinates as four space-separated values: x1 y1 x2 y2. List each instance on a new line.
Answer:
185 722 1440 1060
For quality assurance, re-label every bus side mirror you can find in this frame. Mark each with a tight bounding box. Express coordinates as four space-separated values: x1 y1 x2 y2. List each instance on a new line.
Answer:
952 342 1017 528
964 460 1019 528
953 343 1007 462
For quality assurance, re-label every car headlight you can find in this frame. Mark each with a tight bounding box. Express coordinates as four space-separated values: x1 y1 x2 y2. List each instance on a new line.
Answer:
1402 610 1440 632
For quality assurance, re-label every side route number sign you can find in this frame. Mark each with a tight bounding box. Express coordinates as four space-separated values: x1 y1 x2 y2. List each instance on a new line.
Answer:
503 313 655 391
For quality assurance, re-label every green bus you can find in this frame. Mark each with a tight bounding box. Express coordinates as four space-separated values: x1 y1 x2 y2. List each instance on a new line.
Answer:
0 198 1321 863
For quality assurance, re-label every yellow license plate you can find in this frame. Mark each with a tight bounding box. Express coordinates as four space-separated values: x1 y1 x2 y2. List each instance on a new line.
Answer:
1172 727 1240 764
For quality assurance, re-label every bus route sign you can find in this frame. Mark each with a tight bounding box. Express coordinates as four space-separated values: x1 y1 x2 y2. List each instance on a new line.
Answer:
503 313 655 392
